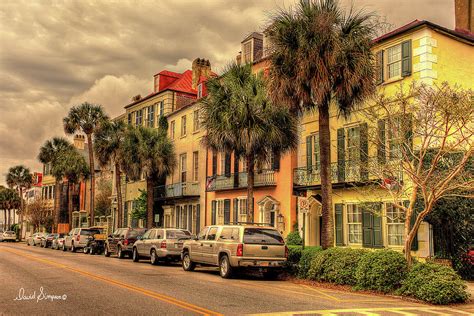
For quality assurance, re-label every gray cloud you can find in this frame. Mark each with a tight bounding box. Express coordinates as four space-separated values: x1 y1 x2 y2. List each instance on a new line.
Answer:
0 0 454 184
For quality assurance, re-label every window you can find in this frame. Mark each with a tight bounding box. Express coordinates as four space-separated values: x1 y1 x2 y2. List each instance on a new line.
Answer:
193 110 200 132
243 228 284 244
207 227 218 241
180 153 187 182
387 44 402 79
387 117 402 159
386 203 405 246
158 101 164 117
128 113 132 125
181 115 187 136
147 105 155 127
197 84 203 99
241 158 247 172
219 152 225 175
346 127 360 162
243 41 252 63
237 198 247 223
198 227 208 240
170 120 175 139
219 228 240 241
347 204 362 244
192 151 199 181
135 109 143 126
216 200 225 225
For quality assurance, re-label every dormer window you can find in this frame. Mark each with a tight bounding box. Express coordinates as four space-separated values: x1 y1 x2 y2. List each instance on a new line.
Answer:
243 42 252 63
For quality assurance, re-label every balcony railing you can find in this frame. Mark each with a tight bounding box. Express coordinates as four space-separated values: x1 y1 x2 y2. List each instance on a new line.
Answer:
206 170 276 191
293 158 399 187
154 182 200 199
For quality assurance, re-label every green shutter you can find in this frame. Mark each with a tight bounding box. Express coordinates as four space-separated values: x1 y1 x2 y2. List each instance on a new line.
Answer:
211 200 216 225
306 136 313 172
372 203 383 248
376 50 384 84
212 151 217 176
401 40 412 77
337 128 345 182
224 152 231 177
195 204 201 234
233 154 239 188
224 199 231 224
362 208 373 248
360 123 369 181
377 119 386 165
233 198 238 223
405 200 418 251
335 204 344 246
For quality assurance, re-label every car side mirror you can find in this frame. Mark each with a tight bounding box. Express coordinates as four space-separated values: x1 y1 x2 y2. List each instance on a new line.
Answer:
136 236 142 240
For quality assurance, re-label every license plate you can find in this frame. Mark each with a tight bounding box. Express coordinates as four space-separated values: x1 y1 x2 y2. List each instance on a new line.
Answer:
259 262 270 267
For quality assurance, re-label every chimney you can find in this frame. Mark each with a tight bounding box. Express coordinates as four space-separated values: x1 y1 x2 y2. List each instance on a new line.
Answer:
192 58 212 89
73 134 85 150
455 0 473 33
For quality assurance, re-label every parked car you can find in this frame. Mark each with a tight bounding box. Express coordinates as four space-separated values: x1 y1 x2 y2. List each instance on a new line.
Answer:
41 233 57 248
181 224 287 279
51 233 66 250
27 232 48 246
105 228 147 259
132 228 191 264
83 227 108 255
1 230 16 242
63 228 102 252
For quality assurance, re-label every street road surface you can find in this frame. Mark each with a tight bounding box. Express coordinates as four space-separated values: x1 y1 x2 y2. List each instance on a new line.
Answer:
0 243 472 315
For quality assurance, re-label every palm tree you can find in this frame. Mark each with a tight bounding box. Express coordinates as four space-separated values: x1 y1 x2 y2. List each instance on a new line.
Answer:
121 124 176 229
0 187 20 230
0 186 7 230
266 0 377 248
6 165 33 240
202 62 298 222
63 102 109 226
38 137 74 230
94 120 126 228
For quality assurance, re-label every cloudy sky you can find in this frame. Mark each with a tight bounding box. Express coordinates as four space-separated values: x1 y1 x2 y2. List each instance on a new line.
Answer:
0 0 454 185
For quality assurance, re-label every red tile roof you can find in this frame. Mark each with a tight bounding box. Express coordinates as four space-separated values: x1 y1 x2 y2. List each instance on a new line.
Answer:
155 70 182 78
166 70 195 94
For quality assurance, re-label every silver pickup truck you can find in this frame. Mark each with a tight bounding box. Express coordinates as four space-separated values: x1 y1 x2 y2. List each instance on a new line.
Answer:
182 224 288 279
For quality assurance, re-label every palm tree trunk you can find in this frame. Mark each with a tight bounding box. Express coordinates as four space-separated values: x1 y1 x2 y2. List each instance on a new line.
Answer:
68 182 73 230
115 164 123 229
246 156 255 223
146 179 154 229
86 133 95 226
7 208 11 229
19 187 24 241
319 104 334 249
3 209 6 230
54 179 61 232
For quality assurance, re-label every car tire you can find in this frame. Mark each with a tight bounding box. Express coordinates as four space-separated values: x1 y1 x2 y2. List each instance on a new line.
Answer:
219 255 233 279
27 241 30 246
83 247 89 254
182 252 196 271
62 243 67 251
262 270 280 280
150 249 159 265
132 248 139 262
71 243 76 252
104 245 110 257
117 246 124 259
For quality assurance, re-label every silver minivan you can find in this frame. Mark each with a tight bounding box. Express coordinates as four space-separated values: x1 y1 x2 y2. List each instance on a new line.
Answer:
132 228 192 265
63 228 101 252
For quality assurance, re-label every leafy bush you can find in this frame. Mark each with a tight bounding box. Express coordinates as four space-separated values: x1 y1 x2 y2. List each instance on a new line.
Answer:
308 247 368 285
286 231 303 246
355 249 407 293
297 246 322 279
285 245 302 274
398 262 470 304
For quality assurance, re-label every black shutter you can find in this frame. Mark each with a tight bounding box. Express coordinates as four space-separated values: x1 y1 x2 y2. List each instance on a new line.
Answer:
233 154 239 188
187 206 192 231
337 128 345 182
233 198 238 224
335 204 344 246
376 50 384 84
272 152 280 171
123 202 128 228
212 151 217 176
405 200 418 251
211 200 216 225
360 123 368 181
362 206 373 248
377 119 386 165
306 136 313 172
195 204 201 234
224 199 231 224
401 40 412 77
373 203 383 248
224 152 231 177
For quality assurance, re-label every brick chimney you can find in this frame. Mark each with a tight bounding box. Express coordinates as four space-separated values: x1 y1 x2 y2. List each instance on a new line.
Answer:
455 0 473 33
73 134 85 150
192 58 211 90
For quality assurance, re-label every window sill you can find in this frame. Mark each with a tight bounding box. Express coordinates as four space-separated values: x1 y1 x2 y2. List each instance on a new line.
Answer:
382 76 404 86
192 129 200 135
180 135 187 139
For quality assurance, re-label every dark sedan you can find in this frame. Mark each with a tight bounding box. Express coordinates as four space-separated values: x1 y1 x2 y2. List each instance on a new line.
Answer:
104 228 147 259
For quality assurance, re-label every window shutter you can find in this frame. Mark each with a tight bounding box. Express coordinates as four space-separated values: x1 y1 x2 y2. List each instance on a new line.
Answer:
224 199 231 224
233 154 239 188
306 136 313 172
212 151 217 176
377 119 386 165
401 40 412 77
372 203 383 248
403 114 413 156
405 200 418 251
233 198 238 224
337 128 345 182
376 50 384 84
362 206 373 248
359 123 369 181
211 200 216 225
195 204 201 234
272 152 280 171
313 133 320 170
224 152 231 177
187 206 193 231
335 204 344 246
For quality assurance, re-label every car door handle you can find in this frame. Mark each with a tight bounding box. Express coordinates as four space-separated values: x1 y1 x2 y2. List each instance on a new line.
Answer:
209 244 213 247
200 243 203 246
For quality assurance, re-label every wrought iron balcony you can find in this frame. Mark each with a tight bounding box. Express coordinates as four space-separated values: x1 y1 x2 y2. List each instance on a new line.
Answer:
154 182 200 199
206 170 276 191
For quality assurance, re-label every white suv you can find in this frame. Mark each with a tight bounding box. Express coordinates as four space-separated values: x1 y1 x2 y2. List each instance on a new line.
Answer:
63 228 101 252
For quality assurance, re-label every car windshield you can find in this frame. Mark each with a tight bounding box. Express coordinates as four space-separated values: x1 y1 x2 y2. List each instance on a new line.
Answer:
81 229 100 236
127 229 146 238
166 230 191 239
243 228 284 245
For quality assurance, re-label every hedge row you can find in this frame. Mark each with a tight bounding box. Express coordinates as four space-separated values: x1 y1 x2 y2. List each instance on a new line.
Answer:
287 246 470 305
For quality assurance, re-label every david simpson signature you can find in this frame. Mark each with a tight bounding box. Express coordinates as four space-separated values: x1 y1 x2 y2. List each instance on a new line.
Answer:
14 287 67 302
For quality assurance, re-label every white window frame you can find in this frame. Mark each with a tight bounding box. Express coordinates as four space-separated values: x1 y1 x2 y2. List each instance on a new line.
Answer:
181 115 187 137
237 197 247 223
386 44 402 80
170 120 175 139
193 109 200 132
347 204 362 245
386 203 405 246
216 200 225 225
192 151 199 182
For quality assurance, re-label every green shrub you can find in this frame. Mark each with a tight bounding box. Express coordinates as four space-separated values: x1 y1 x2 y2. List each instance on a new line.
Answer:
398 262 470 304
285 245 302 275
286 231 303 246
308 247 368 285
355 249 407 293
297 246 322 279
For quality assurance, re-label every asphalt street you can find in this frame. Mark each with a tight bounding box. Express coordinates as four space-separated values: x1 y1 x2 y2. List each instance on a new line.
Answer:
0 242 472 315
